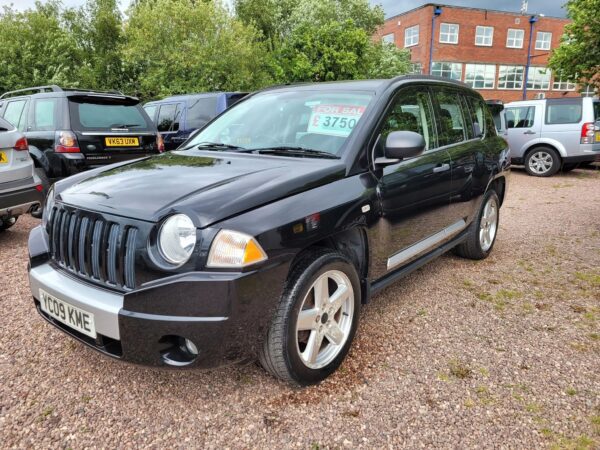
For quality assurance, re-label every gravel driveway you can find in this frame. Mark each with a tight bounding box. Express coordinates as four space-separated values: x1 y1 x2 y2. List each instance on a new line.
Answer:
1 169 599 449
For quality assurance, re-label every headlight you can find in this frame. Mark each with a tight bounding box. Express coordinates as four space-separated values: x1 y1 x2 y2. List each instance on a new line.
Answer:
207 230 267 268
158 214 197 266
41 187 55 228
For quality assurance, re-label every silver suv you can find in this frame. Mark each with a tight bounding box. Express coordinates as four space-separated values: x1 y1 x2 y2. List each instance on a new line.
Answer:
0 117 43 230
505 97 600 176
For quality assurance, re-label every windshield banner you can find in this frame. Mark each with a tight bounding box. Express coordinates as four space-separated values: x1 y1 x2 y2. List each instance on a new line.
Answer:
307 104 366 137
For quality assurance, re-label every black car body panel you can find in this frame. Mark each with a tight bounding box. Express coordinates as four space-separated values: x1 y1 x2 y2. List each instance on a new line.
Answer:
28 77 510 369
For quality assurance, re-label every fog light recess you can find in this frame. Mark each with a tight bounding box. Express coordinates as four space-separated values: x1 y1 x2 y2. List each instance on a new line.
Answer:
159 335 200 367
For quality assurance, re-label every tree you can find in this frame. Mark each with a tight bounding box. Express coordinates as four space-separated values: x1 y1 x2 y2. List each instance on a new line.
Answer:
549 0 600 94
122 0 274 99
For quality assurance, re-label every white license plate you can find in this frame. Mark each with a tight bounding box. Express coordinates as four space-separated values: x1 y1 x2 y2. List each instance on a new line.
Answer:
39 289 96 338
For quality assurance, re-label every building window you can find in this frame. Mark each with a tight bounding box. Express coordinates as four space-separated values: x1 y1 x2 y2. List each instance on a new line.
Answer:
431 62 462 80
439 23 459 44
382 33 395 44
535 31 552 50
475 26 493 46
498 65 525 89
526 67 551 90
409 62 422 74
506 28 524 48
404 25 419 47
464 64 496 89
553 73 576 91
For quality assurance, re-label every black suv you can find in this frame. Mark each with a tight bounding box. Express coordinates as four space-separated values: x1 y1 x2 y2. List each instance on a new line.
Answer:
28 77 509 385
0 85 163 212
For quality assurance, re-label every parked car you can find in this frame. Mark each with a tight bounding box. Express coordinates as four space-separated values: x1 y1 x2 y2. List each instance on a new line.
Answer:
144 92 248 150
0 117 43 230
0 85 164 215
28 77 509 385
504 97 600 176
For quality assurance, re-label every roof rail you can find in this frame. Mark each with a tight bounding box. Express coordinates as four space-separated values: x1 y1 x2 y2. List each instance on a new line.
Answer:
0 85 62 99
61 87 125 96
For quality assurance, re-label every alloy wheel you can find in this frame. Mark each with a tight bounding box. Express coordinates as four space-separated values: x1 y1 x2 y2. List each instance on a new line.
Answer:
479 196 498 252
528 151 554 175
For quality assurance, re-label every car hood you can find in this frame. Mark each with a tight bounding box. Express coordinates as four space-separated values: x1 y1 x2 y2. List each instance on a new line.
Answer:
56 150 347 227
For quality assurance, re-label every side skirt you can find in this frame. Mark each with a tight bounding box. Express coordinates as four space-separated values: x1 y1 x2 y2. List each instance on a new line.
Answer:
367 229 469 299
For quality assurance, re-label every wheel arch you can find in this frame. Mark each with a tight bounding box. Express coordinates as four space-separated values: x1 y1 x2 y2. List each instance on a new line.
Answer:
523 141 565 161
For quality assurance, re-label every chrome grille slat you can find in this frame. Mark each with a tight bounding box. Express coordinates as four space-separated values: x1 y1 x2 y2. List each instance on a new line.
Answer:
49 206 138 291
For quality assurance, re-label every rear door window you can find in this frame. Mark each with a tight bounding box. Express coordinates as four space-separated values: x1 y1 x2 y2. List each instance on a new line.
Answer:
156 103 181 132
186 97 218 129
68 99 152 131
545 101 583 124
3 100 27 131
505 106 535 128
435 88 467 146
31 98 59 131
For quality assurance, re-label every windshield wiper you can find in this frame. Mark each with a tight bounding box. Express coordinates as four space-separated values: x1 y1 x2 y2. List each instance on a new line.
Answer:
182 141 247 151
111 124 142 129
252 146 340 159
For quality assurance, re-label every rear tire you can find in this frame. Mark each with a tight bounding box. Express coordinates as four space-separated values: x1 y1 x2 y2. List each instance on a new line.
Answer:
259 248 361 385
454 190 500 260
0 216 18 232
524 147 560 177
31 168 50 219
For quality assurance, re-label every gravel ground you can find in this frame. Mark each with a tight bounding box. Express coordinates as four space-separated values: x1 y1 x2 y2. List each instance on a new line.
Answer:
1 169 599 449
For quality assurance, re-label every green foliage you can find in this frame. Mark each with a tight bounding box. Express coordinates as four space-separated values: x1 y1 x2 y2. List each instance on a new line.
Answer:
0 0 411 100
548 0 600 95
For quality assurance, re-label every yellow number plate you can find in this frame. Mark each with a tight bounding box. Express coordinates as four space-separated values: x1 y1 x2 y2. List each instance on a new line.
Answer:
105 137 139 147
595 132 600 143
0 151 7 164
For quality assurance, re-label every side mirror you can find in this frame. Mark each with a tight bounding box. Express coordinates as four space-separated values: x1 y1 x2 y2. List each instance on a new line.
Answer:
376 131 426 166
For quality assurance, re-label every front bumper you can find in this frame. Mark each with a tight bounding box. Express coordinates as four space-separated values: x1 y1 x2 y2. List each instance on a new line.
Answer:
0 176 43 217
28 226 289 368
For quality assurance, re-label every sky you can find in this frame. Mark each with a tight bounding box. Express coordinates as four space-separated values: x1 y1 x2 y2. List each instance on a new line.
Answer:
0 0 568 18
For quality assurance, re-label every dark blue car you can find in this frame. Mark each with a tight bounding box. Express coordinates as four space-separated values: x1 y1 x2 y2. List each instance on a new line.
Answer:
144 92 248 150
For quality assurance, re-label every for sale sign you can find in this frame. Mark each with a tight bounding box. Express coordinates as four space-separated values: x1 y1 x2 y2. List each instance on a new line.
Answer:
307 104 366 137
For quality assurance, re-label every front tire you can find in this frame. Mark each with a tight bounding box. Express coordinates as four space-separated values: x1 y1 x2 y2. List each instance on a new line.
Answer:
259 249 361 385
524 147 560 177
454 190 500 260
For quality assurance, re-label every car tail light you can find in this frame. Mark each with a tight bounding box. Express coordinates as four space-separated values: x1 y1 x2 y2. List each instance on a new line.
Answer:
157 134 165 153
35 184 43 192
13 136 29 151
55 131 80 153
581 122 595 144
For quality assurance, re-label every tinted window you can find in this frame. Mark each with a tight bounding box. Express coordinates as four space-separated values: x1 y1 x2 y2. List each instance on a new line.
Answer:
506 106 535 128
594 102 599 121
545 101 582 125
3 100 27 130
32 98 58 131
144 105 157 123
186 97 218 129
436 89 467 146
68 100 152 131
226 93 247 108
379 86 436 151
464 96 488 137
156 104 181 132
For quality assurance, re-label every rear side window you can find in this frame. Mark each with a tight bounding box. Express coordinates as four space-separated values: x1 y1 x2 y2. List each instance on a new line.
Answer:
226 93 247 108
186 97 218 129
592 102 599 121
3 100 27 131
506 106 535 128
31 98 59 131
68 99 152 131
156 104 181 132
144 105 157 123
545 101 582 124
463 96 488 137
436 89 467 146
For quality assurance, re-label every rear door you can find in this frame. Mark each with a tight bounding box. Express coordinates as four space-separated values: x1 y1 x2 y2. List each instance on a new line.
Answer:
505 104 540 160
68 95 159 164
0 117 33 184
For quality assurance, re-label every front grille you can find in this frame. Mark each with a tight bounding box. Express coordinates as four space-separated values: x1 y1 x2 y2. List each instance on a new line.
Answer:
48 206 138 290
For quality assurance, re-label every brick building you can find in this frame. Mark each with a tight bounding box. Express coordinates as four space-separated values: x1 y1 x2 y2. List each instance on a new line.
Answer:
378 3 584 102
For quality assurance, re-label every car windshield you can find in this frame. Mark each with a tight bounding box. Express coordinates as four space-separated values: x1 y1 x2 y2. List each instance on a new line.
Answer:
185 90 374 156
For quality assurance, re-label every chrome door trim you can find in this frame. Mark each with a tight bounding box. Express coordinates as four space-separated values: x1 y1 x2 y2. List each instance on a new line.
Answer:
386 219 467 271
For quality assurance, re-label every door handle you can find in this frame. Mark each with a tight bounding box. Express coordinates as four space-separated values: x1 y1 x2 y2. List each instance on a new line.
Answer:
433 163 450 173
523 130 536 135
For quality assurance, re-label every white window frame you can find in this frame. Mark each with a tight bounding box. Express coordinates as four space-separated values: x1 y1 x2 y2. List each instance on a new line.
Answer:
535 31 552 50
506 28 524 48
464 64 496 89
409 62 423 74
382 33 395 44
475 26 493 47
526 67 551 90
439 23 459 44
552 73 576 91
498 65 525 90
431 62 463 80
404 25 419 47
